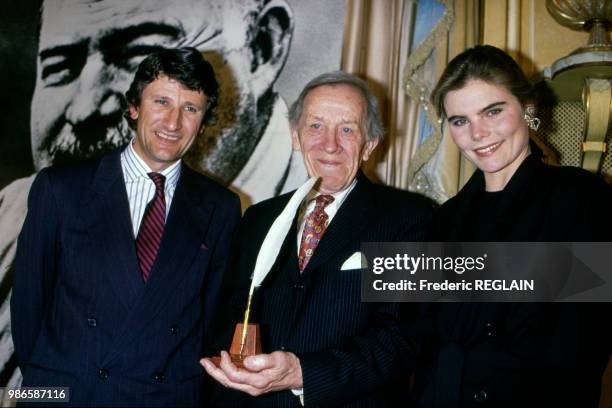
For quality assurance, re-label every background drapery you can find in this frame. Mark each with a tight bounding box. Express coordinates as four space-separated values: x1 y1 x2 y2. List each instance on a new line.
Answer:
341 0 480 203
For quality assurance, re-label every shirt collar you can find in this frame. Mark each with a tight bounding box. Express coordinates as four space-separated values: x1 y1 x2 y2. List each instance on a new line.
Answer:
303 177 357 213
121 139 181 189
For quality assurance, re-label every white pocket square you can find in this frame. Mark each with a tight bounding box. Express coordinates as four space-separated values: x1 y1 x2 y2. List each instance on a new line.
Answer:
341 251 367 270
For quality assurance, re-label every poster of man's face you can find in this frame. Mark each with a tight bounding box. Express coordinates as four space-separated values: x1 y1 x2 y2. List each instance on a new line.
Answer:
1 0 345 203
0 0 345 395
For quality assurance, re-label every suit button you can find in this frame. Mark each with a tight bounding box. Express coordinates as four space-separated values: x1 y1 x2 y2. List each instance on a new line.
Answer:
485 322 495 337
87 318 97 327
293 284 304 290
153 372 165 383
280 346 286 351
97 369 108 380
170 324 179 335
473 390 487 402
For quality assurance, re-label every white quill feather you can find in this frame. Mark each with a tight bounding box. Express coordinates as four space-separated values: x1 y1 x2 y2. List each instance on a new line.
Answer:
249 176 317 292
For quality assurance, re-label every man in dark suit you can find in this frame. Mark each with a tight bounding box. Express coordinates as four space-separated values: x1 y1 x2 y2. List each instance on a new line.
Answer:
11 47 241 406
202 71 432 406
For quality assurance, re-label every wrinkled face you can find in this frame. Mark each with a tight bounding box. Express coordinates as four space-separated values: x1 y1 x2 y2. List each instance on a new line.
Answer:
291 84 378 194
31 0 267 182
129 75 206 171
444 79 531 191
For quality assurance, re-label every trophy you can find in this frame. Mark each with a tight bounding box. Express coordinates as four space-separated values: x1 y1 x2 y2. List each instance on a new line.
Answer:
210 177 317 368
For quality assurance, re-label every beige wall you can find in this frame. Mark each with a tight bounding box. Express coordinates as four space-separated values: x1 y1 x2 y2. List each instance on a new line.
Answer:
482 0 590 75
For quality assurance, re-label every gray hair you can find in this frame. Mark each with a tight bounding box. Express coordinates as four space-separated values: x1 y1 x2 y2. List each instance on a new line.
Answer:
288 71 384 141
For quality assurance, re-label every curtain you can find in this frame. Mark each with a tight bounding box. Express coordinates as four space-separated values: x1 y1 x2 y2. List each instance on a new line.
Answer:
341 0 481 203
342 0 418 185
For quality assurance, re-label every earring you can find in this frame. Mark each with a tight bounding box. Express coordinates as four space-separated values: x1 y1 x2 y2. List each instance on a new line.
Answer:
524 106 540 131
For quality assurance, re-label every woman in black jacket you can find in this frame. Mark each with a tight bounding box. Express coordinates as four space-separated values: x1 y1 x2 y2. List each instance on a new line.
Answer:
405 45 612 407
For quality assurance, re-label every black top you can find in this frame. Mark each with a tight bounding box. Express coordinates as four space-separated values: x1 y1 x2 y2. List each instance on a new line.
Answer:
405 154 612 407
431 152 612 241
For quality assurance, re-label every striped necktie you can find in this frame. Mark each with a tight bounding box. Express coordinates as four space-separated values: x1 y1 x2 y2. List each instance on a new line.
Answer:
135 172 166 283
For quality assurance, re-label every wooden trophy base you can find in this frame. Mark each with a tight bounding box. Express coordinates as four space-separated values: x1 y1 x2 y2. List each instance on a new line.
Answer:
210 323 261 369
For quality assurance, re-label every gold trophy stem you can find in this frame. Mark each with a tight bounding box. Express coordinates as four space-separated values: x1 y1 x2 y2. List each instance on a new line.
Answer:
239 289 255 356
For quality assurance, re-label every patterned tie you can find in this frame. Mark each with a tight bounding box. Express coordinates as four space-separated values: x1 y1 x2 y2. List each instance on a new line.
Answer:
135 172 166 283
298 194 334 272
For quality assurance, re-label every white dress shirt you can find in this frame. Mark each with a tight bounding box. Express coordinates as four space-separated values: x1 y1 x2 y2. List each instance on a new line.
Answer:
120 140 181 237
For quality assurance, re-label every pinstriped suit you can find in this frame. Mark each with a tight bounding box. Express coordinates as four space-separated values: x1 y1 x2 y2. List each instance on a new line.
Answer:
214 173 432 407
11 151 240 407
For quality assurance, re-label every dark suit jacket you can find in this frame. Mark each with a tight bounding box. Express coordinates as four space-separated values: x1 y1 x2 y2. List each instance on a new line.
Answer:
11 151 241 407
405 154 612 407
212 173 433 407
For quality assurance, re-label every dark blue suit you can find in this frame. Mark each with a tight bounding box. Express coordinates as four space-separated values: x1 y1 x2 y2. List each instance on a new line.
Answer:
213 173 433 407
11 151 240 406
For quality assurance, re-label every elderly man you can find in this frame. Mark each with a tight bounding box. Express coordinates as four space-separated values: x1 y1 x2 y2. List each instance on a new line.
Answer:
202 71 432 406
11 47 240 406
0 0 306 398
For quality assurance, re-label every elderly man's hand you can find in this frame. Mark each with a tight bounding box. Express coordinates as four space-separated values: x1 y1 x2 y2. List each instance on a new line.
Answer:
200 350 303 396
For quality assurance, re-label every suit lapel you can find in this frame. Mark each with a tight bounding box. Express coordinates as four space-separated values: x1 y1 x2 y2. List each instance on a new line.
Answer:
102 164 214 365
281 221 301 282
300 174 373 276
145 165 214 297
85 153 143 311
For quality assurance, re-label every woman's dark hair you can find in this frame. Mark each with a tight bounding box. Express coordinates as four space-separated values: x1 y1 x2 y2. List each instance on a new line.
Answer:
430 45 536 119
124 47 218 128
